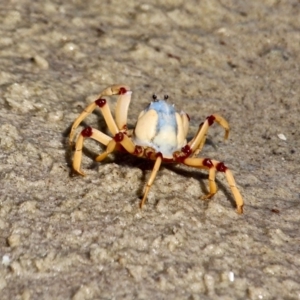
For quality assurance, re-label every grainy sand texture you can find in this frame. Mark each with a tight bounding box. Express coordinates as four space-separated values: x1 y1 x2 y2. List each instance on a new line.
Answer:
0 1 299 299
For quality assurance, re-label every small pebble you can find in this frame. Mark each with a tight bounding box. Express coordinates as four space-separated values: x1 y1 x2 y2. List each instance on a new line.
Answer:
277 133 287 141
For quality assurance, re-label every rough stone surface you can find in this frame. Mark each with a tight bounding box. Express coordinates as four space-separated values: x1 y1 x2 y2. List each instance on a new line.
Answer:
0 1 299 299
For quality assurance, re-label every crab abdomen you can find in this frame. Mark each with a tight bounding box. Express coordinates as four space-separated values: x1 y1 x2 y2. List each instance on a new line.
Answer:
133 100 188 158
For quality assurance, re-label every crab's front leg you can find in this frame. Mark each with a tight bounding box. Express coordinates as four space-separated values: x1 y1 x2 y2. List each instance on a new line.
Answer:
115 89 133 131
183 157 244 214
73 127 137 175
73 127 112 175
69 84 131 143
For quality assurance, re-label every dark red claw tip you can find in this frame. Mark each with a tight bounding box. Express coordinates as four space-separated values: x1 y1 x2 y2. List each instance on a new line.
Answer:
95 98 106 107
216 162 227 172
156 152 163 159
146 151 153 159
114 132 124 142
119 87 127 95
203 158 213 168
181 145 192 156
186 113 190 122
206 115 216 126
134 146 143 156
81 126 93 137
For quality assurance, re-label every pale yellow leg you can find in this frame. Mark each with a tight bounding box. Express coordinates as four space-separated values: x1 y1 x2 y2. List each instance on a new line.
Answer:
210 159 244 214
95 139 116 162
140 155 163 208
188 123 206 152
69 84 130 143
223 168 244 214
181 112 190 138
73 128 112 175
183 157 244 214
69 102 97 143
92 129 112 145
214 114 230 140
183 158 216 199
201 167 217 199
192 133 207 157
115 91 132 130
119 134 136 154
100 84 130 97
99 102 119 136
73 134 85 175
188 114 230 154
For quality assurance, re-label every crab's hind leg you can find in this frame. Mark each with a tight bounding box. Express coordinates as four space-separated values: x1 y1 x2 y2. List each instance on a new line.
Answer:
140 154 163 209
183 157 244 214
73 127 112 175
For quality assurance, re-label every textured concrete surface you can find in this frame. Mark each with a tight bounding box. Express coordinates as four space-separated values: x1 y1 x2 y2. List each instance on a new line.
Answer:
0 1 299 299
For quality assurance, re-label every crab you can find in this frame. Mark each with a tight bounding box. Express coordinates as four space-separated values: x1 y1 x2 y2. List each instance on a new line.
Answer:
69 85 244 214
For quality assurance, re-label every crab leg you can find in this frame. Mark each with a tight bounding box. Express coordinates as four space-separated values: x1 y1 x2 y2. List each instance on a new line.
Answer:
191 123 207 157
95 98 119 135
189 114 230 153
193 133 207 157
73 127 112 175
183 157 244 214
115 91 133 130
96 130 138 161
95 139 117 162
180 111 190 138
74 129 137 176
69 85 131 143
140 154 163 208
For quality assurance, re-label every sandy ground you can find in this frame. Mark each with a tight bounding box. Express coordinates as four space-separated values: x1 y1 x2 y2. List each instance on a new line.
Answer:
0 0 299 299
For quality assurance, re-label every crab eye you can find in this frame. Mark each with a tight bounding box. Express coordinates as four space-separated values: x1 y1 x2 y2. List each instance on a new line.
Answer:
152 94 158 102
164 94 169 100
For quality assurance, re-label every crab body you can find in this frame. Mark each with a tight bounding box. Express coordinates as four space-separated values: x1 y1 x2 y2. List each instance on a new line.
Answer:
69 85 244 214
133 99 187 159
